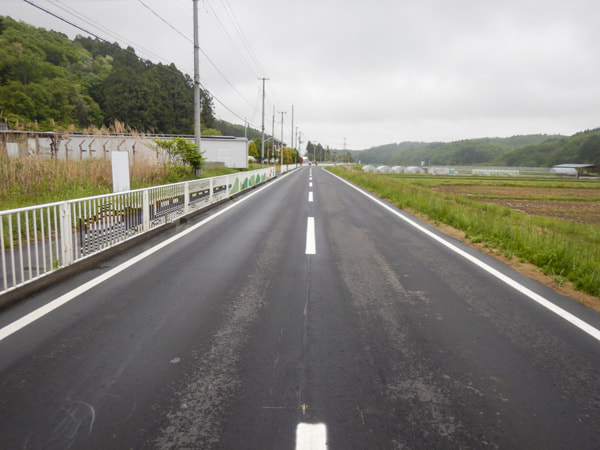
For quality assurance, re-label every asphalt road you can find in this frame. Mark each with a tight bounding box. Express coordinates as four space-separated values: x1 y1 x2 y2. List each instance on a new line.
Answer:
1 166 600 449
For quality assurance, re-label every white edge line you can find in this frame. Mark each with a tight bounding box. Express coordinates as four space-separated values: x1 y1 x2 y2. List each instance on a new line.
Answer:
0 177 284 342
306 217 316 255
325 170 600 343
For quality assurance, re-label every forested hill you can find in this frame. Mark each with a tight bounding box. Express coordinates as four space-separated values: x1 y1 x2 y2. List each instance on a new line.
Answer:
0 16 214 134
350 129 600 167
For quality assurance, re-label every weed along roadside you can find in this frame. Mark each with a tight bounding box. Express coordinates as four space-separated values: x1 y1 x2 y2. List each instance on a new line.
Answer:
328 166 600 311
0 166 278 307
0 152 269 211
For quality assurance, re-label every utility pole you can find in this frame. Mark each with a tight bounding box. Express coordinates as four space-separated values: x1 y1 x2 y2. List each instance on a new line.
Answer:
290 104 294 155
279 111 287 168
271 106 275 164
298 130 303 165
259 77 269 168
192 0 201 154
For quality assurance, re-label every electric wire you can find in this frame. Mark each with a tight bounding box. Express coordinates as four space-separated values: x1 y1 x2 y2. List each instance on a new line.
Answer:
137 0 192 44
219 0 267 77
137 0 260 120
204 0 259 79
21 0 262 130
48 0 172 68
23 0 108 44
23 0 179 75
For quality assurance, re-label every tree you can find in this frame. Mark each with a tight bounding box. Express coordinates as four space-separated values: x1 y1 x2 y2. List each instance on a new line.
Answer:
282 147 296 164
0 17 223 134
200 89 215 129
72 34 215 134
248 140 259 160
315 143 325 161
338 151 354 163
577 135 600 165
155 137 205 173
0 17 102 129
305 141 315 161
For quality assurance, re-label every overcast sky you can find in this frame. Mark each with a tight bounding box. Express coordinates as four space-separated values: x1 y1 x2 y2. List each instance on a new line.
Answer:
4 0 600 150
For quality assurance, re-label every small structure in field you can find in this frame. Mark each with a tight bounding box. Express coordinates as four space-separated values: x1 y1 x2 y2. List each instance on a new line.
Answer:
405 166 426 174
551 164 600 178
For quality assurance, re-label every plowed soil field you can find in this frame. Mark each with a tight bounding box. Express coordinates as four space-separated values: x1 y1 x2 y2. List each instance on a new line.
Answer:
432 185 600 225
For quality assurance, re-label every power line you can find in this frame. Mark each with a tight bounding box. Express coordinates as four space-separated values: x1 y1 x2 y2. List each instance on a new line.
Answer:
136 0 260 119
137 0 192 44
47 0 172 66
219 0 267 77
202 80 260 129
204 0 259 79
21 1 197 99
23 0 108 45
22 0 262 130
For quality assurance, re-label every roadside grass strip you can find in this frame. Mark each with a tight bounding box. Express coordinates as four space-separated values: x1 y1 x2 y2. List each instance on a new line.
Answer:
326 169 600 344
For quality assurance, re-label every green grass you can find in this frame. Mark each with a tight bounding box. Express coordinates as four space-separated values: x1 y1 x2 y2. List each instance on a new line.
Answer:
328 166 600 298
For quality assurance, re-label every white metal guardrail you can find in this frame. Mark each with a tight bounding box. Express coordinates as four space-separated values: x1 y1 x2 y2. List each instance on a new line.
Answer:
0 167 276 296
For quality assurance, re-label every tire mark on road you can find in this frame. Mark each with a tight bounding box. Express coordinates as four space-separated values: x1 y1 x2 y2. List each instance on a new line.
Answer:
154 209 293 448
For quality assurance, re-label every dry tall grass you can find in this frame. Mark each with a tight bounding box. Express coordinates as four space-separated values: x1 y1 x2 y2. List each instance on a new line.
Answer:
0 155 168 209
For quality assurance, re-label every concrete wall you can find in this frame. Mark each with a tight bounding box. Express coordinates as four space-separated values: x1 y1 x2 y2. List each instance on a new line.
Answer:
197 136 248 169
0 132 248 168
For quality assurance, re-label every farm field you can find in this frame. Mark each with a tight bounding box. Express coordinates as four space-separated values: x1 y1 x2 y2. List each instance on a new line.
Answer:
430 184 600 225
328 166 600 311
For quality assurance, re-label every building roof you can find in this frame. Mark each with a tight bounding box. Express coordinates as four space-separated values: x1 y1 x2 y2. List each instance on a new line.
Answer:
553 164 600 169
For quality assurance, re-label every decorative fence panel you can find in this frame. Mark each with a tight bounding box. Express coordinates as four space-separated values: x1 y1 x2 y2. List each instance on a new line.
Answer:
1 167 276 296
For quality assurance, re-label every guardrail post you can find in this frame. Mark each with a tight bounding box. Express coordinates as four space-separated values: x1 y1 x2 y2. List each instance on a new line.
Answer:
209 178 214 203
225 174 230 196
59 202 73 266
184 182 190 214
142 189 150 232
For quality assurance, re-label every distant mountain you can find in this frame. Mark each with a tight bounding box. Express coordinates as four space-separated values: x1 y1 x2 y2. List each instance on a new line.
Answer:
213 119 264 140
494 129 600 167
347 131 600 167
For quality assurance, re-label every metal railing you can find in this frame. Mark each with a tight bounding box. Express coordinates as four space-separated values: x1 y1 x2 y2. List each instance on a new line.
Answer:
1 167 276 296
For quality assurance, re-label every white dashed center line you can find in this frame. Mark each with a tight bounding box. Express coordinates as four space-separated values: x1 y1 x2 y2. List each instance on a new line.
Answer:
296 423 327 450
305 217 316 255
308 192 313 202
